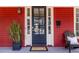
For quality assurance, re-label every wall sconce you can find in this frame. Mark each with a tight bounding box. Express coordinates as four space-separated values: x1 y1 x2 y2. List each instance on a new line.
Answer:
17 8 22 14
56 20 61 28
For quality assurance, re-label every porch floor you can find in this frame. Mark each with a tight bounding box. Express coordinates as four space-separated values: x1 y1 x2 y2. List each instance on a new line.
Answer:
0 47 79 53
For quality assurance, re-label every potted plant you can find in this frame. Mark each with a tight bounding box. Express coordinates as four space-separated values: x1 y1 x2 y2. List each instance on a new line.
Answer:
9 21 21 50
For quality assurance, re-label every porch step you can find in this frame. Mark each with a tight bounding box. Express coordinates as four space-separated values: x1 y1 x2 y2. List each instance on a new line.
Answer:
30 46 48 51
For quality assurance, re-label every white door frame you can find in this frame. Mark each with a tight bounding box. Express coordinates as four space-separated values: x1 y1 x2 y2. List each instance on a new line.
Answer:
25 6 54 46
74 7 76 35
74 7 79 39
25 6 32 46
46 7 54 46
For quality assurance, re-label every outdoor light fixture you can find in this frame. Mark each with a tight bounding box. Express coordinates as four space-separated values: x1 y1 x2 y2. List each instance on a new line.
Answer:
17 8 22 14
56 20 61 28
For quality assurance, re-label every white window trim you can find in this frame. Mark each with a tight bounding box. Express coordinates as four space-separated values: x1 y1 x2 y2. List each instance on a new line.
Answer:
25 6 32 46
46 7 54 46
74 7 79 39
25 6 54 46
74 7 76 36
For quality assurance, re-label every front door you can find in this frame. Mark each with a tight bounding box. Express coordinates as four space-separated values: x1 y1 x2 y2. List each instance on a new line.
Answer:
32 6 46 46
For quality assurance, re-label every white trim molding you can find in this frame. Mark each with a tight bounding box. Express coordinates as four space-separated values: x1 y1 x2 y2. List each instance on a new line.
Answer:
74 7 76 35
74 7 79 39
25 6 32 46
46 7 54 46
25 6 54 46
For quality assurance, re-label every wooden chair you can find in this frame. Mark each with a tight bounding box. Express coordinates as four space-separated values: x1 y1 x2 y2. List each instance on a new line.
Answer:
64 31 79 53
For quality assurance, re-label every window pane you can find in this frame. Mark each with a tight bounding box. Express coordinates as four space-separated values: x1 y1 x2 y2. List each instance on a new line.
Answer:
34 8 39 16
48 17 51 25
76 8 79 36
39 17 44 25
40 28 44 34
76 31 79 36
76 23 79 30
48 8 51 16
27 19 30 34
76 18 79 22
27 8 30 16
48 26 51 34
27 19 30 25
27 26 30 34
34 17 39 25
39 8 44 16
76 8 79 13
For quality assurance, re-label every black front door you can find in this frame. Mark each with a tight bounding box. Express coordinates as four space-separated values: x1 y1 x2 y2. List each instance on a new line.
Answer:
32 6 46 46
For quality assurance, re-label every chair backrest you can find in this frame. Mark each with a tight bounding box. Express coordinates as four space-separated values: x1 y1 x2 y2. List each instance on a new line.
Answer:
64 31 75 41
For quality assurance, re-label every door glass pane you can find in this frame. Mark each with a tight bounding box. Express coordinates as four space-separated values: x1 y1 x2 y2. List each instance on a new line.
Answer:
34 25 40 34
33 7 45 35
33 17 45 35
76 8 79 36
34 8 39 16
27 26 30 34
48 26 51 34
76 31 79 36
76 18 79 22
39 8 44 16
34 17 39 26
39 17 44 25
33 17 40 34
27 19 30 34
27 19 30 25
76 23 79 30
40 28 44 34
27 8 30 16
48 8 51 16
76 8 79 13
48 17 51 25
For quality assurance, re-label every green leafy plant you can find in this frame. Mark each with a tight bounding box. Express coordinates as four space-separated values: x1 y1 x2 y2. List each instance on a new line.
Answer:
9 21 21 43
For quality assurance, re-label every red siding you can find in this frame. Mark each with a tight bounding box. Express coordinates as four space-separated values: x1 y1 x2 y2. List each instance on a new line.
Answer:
0 7 74 47
54 7 74 47
0 7 25 47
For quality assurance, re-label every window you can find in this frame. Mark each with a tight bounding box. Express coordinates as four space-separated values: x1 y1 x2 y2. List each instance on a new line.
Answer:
27 8 30 34
34 8 39 16
39 8 44 16
76 8 79 36
27 8 30 16
48 8 51 16
48 8 51 34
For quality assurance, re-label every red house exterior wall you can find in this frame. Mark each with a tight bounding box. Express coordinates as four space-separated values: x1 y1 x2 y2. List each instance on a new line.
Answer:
54 7 74 47
0 7 74 47
0 7 25 47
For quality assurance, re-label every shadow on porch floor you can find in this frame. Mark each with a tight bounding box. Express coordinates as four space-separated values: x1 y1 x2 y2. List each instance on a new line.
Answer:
0 47 79 53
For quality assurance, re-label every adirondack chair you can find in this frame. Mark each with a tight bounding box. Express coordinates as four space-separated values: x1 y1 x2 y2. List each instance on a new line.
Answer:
64 31 79 53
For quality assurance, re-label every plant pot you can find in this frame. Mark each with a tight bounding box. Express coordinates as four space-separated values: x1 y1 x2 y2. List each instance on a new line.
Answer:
12 42 21 50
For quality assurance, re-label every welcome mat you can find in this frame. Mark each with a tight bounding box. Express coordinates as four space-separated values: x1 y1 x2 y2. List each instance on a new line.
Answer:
30 46 48 51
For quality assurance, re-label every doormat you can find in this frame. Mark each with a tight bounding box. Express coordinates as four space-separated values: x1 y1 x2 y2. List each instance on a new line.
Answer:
30 46 48 51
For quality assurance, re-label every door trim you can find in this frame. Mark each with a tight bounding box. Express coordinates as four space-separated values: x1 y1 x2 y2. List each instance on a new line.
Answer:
25 6 32 46
32 6 46 46
46 7 54 46
25 6 54 46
